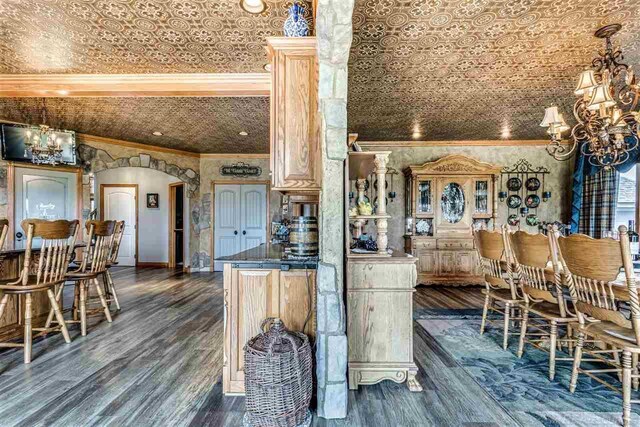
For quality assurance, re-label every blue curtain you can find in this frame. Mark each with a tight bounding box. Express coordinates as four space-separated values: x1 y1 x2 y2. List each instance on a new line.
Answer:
570 137 640 234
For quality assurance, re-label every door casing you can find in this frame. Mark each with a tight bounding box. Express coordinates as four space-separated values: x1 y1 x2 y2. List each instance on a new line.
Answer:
211 180 270 272
168 182 185 269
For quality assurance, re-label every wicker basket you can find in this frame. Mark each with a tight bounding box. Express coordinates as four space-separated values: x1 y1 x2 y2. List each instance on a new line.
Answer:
244 318 313 427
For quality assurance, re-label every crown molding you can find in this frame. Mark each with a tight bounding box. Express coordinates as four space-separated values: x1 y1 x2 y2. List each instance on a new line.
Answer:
200 153 269 159
77 133 201 158
0 73 271 97
356 139 559 148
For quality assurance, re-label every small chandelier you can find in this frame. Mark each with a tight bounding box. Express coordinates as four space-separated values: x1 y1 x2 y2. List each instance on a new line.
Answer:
24 99 63 165
542 24 640 168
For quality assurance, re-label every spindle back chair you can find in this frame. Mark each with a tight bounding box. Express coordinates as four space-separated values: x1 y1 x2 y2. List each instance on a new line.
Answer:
0 219 79 363
508 228 576 380
474 226 522 350
62 220 116 336
554 225 640 426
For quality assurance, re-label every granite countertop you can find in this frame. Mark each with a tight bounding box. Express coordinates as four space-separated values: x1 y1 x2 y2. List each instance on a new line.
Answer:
217 244 318 268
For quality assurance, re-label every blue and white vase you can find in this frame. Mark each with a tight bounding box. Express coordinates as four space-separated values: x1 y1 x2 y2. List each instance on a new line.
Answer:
283 2 310 37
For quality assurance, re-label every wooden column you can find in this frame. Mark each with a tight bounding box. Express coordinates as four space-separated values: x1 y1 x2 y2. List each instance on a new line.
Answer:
374 154 388 255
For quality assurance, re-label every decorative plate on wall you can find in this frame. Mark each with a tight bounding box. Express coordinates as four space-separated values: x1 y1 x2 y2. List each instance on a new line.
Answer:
525 194 540 209
525 177 541 191
506 177 522 191
507 195 522 209
526 213 539 226
508 214 520 226
416 219 431 236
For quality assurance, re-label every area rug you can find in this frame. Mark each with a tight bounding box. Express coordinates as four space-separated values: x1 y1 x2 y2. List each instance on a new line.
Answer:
417 309 640 426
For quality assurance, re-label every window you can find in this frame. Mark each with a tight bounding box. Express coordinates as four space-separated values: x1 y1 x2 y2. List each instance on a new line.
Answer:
615 165 637 231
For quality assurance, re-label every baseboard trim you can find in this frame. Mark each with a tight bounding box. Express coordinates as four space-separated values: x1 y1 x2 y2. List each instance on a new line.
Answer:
137 262 169 268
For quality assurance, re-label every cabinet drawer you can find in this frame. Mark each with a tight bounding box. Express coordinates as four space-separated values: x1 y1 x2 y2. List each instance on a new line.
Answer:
437 239 474 250
413 240 436 250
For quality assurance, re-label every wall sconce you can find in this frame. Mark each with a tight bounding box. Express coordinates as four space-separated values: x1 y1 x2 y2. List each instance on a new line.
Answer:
520 207 529 217
388 191 397 201
498 191 507 202
542 191 551 202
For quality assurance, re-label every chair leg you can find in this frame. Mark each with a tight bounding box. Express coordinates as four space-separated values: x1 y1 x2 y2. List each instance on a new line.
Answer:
570 331 584 393
0 293 10 321
623 350 632 427
44 284 63 329
79 281 87 336
106 270 121 311
549 320 558 381
73 283 80 321
47 289 71 343
633 353 639 391
613 345 623 382
480 293 490 335
517 307 528 358
567 324 574 356
94 278 112 323
24 294 32 364
503 302 511 350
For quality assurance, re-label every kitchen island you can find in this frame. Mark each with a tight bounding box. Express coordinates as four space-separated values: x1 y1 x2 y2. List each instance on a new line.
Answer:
218 244 317 395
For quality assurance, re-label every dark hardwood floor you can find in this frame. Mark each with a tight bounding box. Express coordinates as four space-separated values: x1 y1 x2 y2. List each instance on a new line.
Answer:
0 268 506 426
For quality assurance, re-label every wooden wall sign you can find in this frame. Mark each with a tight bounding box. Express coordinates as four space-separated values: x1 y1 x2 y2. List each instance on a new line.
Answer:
219 162 262 178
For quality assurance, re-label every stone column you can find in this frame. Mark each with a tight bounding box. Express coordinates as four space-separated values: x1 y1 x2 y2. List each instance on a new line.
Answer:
315 0 354 420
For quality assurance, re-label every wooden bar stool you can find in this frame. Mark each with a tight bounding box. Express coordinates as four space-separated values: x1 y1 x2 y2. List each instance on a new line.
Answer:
60 220 115 336
101 220 124 311
0 219 78 363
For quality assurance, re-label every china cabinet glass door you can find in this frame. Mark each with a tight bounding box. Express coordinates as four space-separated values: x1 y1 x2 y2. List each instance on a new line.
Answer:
416 179 433 214
474 179 489 214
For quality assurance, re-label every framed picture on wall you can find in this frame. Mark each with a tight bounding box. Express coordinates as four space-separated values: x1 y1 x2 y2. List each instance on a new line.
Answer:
147 193 159 209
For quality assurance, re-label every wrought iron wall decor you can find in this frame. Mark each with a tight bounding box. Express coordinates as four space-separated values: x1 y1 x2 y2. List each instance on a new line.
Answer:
499 159 550 228
220 162 262 178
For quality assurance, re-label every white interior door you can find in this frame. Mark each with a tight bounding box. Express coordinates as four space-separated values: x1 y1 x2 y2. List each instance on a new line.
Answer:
240 185 267 251
214 185 241 271
102 185 137 266
214 184 267 271
14 167 77 249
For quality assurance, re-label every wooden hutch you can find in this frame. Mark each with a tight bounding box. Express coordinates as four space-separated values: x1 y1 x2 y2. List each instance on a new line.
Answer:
345 149 421 392
404 155 501 286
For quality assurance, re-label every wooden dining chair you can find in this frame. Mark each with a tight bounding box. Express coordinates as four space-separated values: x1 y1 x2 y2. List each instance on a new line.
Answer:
61 220 115 336
0 219 78 363
508 227 577 380
553 225 640 427
474 225 523 350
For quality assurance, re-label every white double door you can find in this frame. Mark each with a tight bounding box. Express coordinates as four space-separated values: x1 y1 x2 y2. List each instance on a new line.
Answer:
14 167 77 249
214 184 267 271
101 185 137 266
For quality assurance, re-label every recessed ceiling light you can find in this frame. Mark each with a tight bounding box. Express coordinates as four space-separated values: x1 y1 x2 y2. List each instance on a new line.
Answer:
240 0 266 14
239 131 249 136
264 63 272 72
501 126 511 139
152 131 163 136
57 90 69 95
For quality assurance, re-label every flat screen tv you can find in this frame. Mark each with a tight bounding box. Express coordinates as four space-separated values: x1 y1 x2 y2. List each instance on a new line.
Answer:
1 123 77 165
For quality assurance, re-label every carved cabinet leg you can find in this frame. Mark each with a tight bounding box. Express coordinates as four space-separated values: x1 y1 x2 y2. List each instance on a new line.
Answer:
407 369 423 392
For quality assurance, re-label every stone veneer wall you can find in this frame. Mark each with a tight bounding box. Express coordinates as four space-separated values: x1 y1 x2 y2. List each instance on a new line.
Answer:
194 157 280 270
361 145 573 251
77 139 201 266
315 0 354 419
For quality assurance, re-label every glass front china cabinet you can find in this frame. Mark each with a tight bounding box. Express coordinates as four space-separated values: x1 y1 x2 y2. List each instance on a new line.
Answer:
404 155 501 286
